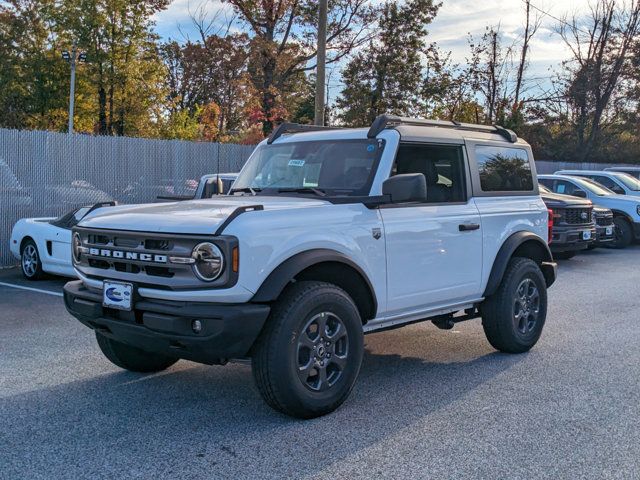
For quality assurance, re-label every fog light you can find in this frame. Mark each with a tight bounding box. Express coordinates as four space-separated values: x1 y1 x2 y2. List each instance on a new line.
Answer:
192 320 202 333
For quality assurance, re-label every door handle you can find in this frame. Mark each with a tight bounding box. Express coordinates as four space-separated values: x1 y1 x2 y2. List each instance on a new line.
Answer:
459 223 480 232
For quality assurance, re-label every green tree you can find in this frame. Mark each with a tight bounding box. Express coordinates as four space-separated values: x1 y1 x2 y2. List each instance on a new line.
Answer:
336 0 439 126
54 0 170 135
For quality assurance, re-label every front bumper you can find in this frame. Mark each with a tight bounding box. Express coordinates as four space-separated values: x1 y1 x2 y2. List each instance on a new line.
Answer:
550 226 596 253
63 280 270 364
595 224 615 245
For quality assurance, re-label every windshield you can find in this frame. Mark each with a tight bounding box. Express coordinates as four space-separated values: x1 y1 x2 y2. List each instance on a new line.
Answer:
611 172 640 191
576 177 615 196
231 139 385 196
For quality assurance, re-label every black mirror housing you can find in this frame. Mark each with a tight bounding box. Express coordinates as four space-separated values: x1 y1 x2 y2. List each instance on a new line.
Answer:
382 174 427 203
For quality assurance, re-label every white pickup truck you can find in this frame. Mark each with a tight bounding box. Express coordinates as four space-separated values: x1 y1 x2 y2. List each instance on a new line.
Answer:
64 116 556 418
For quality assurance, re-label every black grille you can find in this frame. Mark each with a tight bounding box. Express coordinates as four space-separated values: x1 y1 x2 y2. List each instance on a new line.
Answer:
564 207 592 225
596 214 614 227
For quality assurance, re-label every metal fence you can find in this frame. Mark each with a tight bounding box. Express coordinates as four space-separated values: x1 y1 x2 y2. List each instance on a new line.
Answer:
0 128 255 267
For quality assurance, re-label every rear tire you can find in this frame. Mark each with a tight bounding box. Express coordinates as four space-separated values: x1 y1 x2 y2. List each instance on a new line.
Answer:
611 217 633 249
20 240 44 280
482 257 547 354
554 250 577 260
252 281 364 419
95 332 178 372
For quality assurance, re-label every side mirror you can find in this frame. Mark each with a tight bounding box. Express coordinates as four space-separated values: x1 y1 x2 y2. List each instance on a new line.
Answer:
573 190 587 198
382 174 427 204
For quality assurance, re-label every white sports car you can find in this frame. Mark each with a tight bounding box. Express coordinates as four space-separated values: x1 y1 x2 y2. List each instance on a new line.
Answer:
8 174 238 280
10 203 114 280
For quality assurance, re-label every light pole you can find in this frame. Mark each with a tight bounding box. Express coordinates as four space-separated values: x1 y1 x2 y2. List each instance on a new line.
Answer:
62 43 87 134
314 0 328 126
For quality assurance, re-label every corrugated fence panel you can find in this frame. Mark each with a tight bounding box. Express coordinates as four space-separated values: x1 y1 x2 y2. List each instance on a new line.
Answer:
0 128 255 267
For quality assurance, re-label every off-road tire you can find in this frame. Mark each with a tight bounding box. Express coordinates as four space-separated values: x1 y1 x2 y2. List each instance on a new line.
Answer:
96 332 178 372
251 281 364 419
554 250 577 260
611 217 633 249
482 257 547 354
21 239 44 280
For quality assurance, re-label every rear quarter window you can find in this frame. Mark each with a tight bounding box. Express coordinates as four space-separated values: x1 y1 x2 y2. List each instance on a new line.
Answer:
476 146 534 192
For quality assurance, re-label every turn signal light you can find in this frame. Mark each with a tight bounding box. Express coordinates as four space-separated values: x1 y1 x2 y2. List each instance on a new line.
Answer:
232 247 239 272
547 209 554 244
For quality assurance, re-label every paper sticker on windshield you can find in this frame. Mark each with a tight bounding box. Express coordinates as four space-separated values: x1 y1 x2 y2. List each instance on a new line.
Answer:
288 159 305 167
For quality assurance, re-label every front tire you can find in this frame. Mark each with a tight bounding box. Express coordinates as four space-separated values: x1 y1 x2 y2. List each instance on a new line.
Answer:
252 281 364 419
95 333 178 372
611 217 633 249
481 257 548 354
20 240 44 280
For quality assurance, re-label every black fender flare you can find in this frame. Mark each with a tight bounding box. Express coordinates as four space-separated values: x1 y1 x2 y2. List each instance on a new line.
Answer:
484 232 555 297
251 249 378 318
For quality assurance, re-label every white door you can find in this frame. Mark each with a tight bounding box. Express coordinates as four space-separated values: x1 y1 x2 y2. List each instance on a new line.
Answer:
379 143 483 317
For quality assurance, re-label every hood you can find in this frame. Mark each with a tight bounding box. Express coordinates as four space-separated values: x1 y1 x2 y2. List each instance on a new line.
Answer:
78 195 329 234
595 193 640 207
593 206 611 214
540 192 592 208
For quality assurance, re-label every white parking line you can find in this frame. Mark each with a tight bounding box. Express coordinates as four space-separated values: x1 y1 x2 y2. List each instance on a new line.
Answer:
0 282 63 297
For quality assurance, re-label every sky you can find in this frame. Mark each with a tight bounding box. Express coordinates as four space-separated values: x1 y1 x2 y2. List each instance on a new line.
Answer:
153 0 595 100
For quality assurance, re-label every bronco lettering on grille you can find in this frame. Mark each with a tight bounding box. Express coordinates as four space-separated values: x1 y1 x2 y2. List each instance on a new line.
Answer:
88 248 168 264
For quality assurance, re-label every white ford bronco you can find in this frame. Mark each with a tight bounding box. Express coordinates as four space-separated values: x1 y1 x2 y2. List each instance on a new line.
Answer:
64 115 557 418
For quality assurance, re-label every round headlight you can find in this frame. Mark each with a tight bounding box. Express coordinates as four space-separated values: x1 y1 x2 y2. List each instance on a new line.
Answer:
192 242 224 281
72 233 82 263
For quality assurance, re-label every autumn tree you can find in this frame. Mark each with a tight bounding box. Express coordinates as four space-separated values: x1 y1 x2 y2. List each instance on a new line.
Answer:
0 0 69 130
161 33 250 138
223 0 376 134
552 0 640 161
336 0 439 126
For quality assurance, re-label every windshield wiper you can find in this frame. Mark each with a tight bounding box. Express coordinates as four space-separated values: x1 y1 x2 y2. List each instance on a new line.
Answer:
277 187 327 197
229 187 262 196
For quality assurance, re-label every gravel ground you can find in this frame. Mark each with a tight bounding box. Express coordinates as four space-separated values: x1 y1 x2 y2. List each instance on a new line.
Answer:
1 247 640 479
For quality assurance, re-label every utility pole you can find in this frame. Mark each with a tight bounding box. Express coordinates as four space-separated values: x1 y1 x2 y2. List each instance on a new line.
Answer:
67 42 77 134
62 42 86 134
314 0 328 126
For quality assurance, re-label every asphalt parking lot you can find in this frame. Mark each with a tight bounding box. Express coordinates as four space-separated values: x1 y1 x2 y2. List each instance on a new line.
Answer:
1 247 640 480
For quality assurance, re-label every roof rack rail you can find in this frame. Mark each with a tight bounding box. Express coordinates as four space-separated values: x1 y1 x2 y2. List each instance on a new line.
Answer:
267 122 343 144
367 114 518 143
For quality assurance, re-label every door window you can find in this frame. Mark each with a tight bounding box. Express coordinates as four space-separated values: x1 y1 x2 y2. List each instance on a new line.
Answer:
392 144 467 203
590 175 625 194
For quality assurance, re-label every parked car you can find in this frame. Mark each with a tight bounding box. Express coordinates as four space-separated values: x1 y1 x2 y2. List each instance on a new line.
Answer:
538 184 595 259
156 174 238 201
539 174 640 248
117 173 238 203
9 175 237 279
592 206 615 248
605 166 640 180
64 115 557 418
556 170 640 197
0 157 31 208
10 203 115 280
